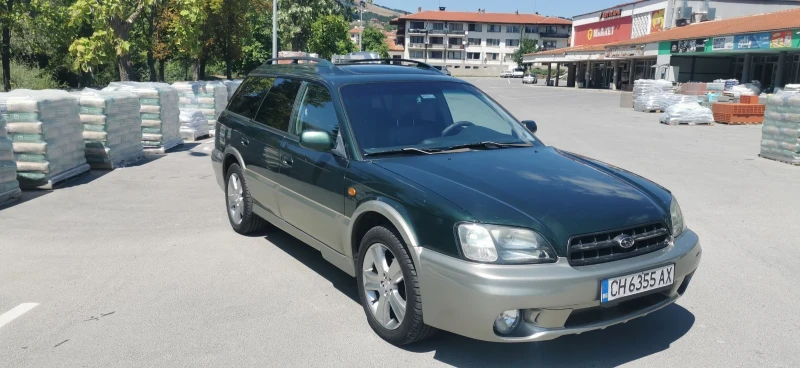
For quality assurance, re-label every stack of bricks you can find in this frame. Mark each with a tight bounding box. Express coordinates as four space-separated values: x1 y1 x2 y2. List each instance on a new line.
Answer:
711 103 766 124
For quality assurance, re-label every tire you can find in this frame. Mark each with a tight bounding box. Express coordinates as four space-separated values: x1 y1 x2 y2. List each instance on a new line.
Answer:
225 163 268 235
356 225 436 345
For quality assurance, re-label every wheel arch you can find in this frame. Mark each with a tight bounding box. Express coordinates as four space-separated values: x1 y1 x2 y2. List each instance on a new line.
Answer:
222 146 246 177
347 200 422 270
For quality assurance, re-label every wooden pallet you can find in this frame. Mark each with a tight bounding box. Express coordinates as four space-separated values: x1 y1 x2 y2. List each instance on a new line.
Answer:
88 152 145 170
660 120 713 126
19 163 91 190
714 120 763 125
0 187 21 207
759 153 800 166
635 108 663 113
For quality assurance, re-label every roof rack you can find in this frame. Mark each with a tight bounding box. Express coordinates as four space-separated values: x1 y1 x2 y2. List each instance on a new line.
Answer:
336 58 439 72
260 57 334 67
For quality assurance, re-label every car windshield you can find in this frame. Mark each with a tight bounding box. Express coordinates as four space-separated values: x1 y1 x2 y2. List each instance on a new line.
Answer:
340 82 536 155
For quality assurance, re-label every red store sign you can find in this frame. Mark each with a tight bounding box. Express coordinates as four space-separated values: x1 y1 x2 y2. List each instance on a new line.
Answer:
573 16 633 46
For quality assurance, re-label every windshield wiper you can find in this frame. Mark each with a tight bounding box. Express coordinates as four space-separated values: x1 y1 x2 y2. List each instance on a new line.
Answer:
443 141 533 151
363 147 442 157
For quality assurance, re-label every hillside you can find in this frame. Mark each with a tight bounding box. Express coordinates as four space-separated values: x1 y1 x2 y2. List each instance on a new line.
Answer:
340 1 409 29
364 2 408 17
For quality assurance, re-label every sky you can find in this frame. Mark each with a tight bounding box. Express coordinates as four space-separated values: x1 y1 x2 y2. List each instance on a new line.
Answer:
374 0 627 18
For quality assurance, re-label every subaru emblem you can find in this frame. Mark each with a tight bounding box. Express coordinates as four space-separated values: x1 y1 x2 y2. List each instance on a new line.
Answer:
614 234 635 249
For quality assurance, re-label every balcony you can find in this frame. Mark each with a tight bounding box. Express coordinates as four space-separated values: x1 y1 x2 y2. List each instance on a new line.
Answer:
408 43 426 49
447 30 466 36
408 28 426 35
428 29 447 35
428 43 446 49
539 32 571 39
447 44 464 49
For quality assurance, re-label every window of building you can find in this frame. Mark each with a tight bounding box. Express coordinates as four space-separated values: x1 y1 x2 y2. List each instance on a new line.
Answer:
429 36 444 44
432 22 444 30
467 52 481 60
506 39 520 47
292 83 338 139
228 77 275 119
447 51 462 59
487 24 501 33
254 78 303 133
410 21 424 29
524 25 538 34
506 25 520 33
542 40 557 48
429 51 443 59
486 38 500 47
486 53 499 61
410 50 424 58
448 37 461 45
468 23 482 32
450 23 464 31
467 38 481 46
410 36 424 44
542 26 557 34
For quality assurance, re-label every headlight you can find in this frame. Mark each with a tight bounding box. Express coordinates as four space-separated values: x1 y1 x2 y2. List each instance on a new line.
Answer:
456 223 556 264
670 196 686 236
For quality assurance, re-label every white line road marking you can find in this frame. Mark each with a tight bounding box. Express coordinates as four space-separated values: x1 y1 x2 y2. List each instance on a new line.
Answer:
0 303 39 328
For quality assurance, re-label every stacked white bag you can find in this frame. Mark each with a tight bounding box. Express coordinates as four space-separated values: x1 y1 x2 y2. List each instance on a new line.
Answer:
172 81 227 136
0 90 89 188
71 89 144 169
0 108 21 204
222 79 243 101
103 82 182 152
633 79 673 111
760 90 800 164
660 102 714 125
179 110 209 140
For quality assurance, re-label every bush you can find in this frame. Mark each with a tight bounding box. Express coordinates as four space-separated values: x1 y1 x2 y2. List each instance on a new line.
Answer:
8 60 63 90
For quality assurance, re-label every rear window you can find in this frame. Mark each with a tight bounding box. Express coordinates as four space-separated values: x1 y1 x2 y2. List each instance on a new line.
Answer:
228 77 275 119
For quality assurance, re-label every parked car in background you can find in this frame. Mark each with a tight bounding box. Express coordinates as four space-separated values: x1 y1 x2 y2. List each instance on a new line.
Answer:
512 67 524 78
500 70 513 78
213 57 702 346
432 65 451 76
522 73 538 84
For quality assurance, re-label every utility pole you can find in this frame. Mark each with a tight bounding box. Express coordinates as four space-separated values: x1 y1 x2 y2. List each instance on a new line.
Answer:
359 1 365 51
272 0 278 64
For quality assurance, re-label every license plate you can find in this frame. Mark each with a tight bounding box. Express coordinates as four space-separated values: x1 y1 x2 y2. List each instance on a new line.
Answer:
601 264 674 303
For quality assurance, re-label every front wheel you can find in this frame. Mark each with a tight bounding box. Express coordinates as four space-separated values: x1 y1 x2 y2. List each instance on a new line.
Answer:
356 226 435 345
225 163 268 235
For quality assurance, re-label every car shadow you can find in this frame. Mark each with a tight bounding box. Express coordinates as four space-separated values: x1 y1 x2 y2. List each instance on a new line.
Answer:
260 225 694 367
263 229 360 304
404 304 695 367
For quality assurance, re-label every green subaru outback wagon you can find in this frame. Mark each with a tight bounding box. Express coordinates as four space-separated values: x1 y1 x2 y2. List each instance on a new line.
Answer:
211 58 702 345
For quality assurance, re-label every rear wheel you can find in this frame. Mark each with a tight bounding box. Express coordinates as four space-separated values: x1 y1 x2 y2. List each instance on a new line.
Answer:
356 225 436 345
225 163 268 235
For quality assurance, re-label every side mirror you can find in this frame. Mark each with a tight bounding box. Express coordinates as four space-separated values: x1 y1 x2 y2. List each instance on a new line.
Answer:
299 130 334 151
521 120 537 134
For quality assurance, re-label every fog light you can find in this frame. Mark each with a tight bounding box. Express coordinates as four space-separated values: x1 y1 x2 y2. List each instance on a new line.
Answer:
494 309 521 335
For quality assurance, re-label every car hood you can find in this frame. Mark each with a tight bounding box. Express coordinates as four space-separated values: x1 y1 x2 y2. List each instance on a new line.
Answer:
373 147 669 256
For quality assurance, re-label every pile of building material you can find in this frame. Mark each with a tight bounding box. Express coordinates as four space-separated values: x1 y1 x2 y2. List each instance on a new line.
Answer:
660 102 714 126
179 110 209 141
0 90 89 189
633 79 673 112
760 90 800 165
71 89 144 169
103 82 182 154
0 111 21 205
222 79 243 101
172 81 227 136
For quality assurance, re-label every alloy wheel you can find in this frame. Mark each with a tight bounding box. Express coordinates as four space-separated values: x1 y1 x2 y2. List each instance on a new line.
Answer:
362 243 407 330
227 173 244 225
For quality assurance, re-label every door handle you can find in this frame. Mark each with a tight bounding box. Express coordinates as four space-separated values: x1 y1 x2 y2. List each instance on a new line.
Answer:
241 137 249 146
282 155 293 167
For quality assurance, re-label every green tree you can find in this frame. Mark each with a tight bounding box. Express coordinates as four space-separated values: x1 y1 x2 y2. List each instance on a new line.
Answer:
169 0 218 80
68 0 154 81
277 0 343 52
308 14 354 60
511 38 538 67
361 26 387 57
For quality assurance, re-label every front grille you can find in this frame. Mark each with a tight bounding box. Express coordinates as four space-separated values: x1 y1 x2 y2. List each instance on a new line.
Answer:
568 223 670 266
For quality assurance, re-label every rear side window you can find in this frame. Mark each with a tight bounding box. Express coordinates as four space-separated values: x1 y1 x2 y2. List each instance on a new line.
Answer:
254 78 303 132
228 77 275 119
292 83 338 138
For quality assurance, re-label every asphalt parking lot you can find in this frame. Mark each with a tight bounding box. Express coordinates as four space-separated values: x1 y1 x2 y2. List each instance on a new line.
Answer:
2 77 799 367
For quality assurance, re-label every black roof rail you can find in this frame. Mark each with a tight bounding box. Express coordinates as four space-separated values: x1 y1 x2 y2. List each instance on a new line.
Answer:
336 58 439 72
260 57 334 67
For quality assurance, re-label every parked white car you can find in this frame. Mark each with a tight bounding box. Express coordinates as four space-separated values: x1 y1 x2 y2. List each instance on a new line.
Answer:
522 74 538 84
512 68 524 78
500 70 513 78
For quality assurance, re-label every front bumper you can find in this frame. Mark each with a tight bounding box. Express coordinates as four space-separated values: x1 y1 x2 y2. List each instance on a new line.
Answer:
416 229 702 342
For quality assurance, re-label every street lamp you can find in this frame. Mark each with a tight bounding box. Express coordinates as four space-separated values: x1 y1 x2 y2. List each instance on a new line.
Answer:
272 0 278 64
359 1 366 51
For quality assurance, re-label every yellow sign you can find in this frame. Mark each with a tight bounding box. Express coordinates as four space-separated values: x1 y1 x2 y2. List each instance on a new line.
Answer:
588 28 593 40
651 9 665 33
